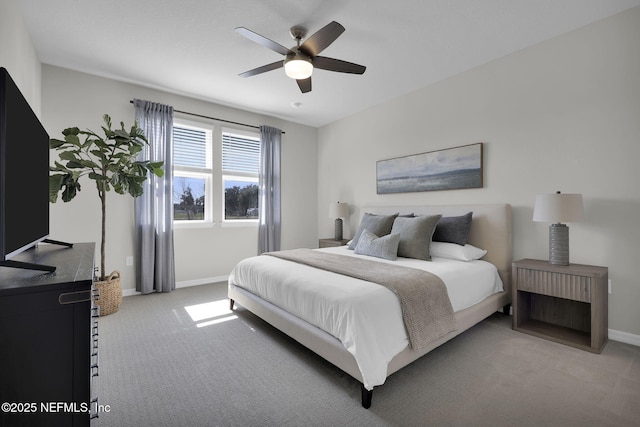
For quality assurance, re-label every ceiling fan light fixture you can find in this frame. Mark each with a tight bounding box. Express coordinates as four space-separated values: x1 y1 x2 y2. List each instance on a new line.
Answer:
236 21 365 93
284 54 313 80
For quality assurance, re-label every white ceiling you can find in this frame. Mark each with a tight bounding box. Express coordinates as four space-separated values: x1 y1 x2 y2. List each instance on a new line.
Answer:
17 0 640 128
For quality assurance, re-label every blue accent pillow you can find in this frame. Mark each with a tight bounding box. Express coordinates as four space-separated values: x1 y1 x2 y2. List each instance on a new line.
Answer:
354 229 401 261
348 213 398 250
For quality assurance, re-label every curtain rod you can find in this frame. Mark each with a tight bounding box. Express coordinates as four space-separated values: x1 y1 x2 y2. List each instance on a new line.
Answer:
128 100 285 134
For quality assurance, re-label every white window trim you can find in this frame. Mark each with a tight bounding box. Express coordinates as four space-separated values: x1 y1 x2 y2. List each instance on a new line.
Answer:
173 118 214 228
221 174 259 227
173 171 213 229
221 127 260 225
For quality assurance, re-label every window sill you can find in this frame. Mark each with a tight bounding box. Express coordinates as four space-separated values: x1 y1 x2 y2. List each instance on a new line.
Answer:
173 220 259 229
173 221 215 230
221 220 259 228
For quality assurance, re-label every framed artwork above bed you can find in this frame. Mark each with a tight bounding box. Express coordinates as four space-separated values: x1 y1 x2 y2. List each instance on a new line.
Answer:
376 142 483 194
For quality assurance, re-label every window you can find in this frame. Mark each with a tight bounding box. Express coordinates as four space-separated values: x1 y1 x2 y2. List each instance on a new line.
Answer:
173 121 213 223
171 120 259 226
222 129 260 221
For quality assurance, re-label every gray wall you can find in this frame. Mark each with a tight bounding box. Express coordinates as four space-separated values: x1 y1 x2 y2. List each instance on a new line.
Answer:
0 0 41 114
317 7 640 337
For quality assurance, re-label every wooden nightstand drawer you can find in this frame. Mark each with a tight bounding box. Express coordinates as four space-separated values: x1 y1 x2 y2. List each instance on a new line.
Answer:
516 268 591 302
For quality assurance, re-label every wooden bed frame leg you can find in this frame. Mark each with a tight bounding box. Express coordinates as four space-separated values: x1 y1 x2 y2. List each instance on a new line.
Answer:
361 384 373 409
229 299 235 310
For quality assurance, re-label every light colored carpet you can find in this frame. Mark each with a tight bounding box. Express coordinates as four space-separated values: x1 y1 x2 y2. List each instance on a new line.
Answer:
94 282 640 427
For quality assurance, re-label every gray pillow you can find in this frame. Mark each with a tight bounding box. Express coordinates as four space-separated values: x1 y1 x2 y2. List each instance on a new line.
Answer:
390 214 442 260
348 213 398 250
354 229 401 261
433 212 473 246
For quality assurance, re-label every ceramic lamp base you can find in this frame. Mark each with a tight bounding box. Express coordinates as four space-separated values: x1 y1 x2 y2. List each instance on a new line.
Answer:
334 218 343 241
549 223 569 266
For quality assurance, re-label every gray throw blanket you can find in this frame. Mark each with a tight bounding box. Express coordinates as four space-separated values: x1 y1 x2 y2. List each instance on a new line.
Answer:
263 248 456 350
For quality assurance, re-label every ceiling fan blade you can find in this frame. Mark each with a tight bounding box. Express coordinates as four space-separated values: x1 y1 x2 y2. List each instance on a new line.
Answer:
299 21 345 57
239 61 283 78
296 77 311 93
235 27 291 56
313 56 366 74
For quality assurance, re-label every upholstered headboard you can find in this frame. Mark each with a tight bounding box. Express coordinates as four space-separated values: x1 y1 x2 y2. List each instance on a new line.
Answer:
357 204 513 293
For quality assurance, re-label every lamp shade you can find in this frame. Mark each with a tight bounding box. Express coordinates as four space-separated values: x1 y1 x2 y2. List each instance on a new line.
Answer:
329 202 349 219
284 55 313 79
533 192 583 223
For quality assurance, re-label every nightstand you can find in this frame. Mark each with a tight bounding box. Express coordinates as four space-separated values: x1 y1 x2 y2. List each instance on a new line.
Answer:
512 259 608 353
318 238 350 248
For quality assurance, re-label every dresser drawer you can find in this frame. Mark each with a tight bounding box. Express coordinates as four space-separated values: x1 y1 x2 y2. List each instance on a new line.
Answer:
516 268 591 302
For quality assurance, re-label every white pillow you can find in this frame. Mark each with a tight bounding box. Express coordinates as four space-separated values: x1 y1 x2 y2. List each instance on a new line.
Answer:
430 242 487 261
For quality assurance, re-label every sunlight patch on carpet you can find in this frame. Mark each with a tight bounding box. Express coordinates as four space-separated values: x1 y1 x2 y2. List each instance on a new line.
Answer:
184 299 238 327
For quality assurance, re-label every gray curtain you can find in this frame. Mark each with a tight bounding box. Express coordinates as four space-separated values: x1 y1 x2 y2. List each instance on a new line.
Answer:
258 126 282 254
133 99 176 294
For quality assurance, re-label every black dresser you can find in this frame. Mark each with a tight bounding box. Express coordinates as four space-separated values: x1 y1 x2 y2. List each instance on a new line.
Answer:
0 242 97 426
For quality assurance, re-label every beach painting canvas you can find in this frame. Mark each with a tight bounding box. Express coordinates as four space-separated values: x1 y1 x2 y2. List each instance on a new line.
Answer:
376 143 483 194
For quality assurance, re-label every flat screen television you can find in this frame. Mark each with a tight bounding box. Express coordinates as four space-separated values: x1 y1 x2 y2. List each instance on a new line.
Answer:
0 67 61 272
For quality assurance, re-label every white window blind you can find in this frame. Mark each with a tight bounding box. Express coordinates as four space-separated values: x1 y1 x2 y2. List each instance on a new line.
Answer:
222 132 260 175
174 126 208 168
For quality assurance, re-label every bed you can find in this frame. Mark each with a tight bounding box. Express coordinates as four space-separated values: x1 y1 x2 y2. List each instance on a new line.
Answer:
228 203 512 408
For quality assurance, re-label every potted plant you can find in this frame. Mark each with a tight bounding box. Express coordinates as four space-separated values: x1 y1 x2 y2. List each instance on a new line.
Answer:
49 114 164 315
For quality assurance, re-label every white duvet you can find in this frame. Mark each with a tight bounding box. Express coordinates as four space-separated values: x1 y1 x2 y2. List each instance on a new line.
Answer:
228 246 503 390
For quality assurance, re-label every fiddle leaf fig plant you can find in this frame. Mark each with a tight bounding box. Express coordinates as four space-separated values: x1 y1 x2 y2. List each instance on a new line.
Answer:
49 114 164 281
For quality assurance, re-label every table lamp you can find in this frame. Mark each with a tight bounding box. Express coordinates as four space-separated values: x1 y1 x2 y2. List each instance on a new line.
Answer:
329 202 349 241
533 191 583 265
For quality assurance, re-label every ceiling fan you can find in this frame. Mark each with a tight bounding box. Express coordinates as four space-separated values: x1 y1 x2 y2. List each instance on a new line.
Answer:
235 21 366 93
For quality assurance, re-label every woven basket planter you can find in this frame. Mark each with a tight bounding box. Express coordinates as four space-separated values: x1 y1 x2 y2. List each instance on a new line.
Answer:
94 271 122 316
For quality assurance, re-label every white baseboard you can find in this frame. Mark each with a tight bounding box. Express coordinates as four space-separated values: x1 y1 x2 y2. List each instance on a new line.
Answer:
122 288 140 297
121 275 228 298
609 329 640 347
176 275 229 289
